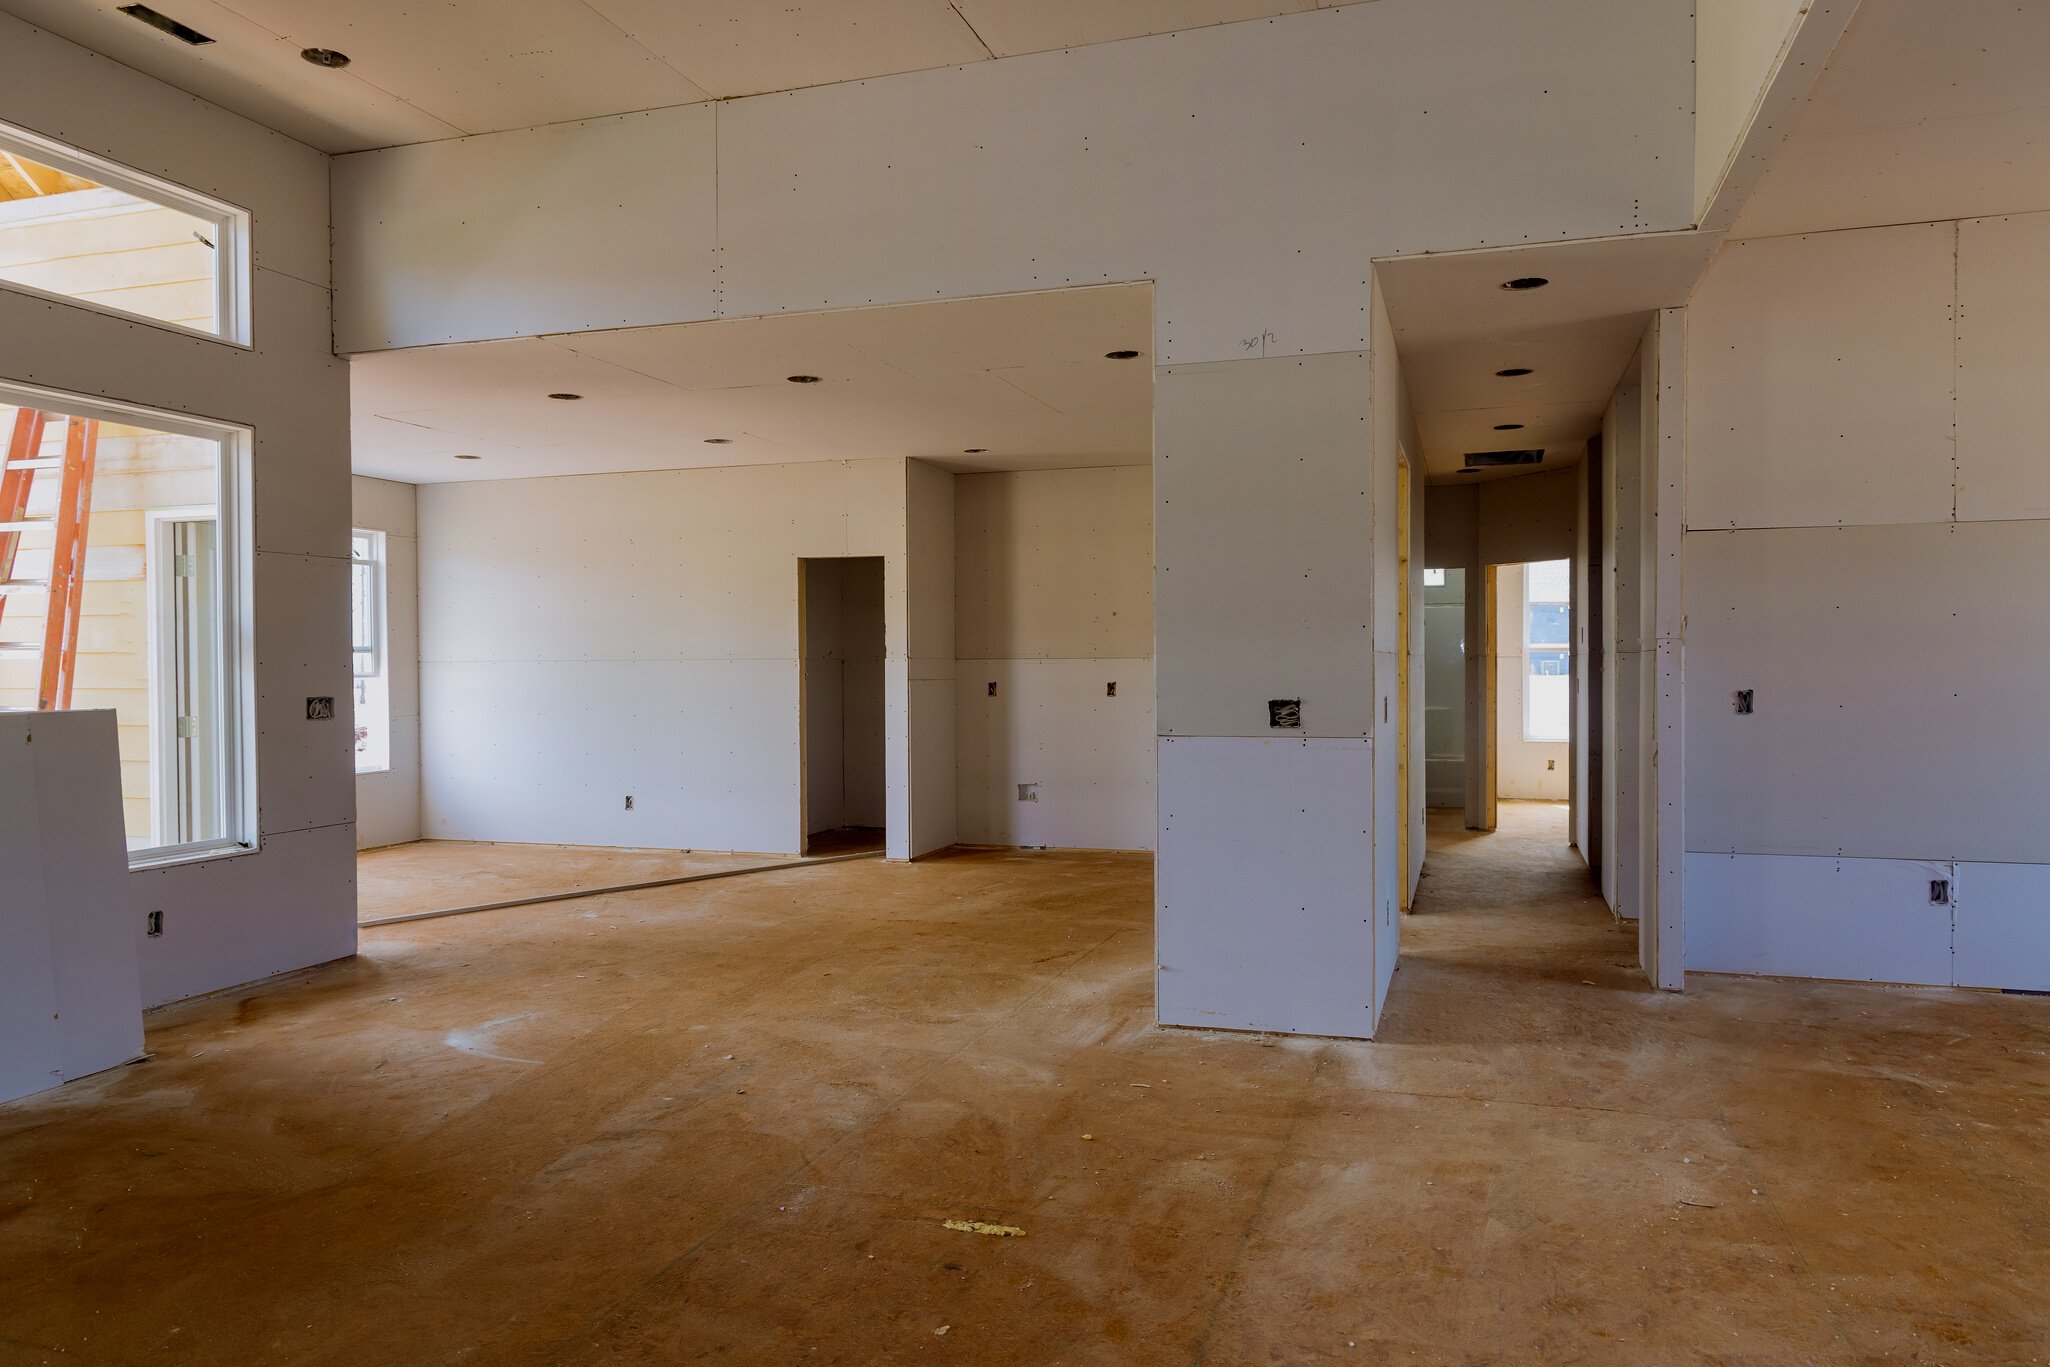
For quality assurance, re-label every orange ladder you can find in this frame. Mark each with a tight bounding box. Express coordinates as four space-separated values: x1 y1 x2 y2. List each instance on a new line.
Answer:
0 407 99 711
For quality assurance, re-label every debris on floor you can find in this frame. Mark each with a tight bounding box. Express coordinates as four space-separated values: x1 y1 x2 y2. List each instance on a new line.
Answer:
943 1219 1025 1237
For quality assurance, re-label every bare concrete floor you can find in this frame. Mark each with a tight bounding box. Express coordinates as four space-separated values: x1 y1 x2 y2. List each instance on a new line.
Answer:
358 827 886 923
4 805 2047 1364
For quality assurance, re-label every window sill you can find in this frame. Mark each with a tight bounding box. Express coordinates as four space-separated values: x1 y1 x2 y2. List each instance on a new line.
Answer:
129 839 261 873
356 764 393 777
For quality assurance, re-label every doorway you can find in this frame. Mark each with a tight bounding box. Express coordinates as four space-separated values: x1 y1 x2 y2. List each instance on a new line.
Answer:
799 557 886 855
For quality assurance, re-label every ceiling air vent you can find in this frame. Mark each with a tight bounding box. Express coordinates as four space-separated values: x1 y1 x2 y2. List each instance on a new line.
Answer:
1460 449 1546 469
119 5 214 44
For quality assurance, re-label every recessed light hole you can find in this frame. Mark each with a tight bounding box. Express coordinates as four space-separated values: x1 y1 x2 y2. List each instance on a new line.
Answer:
547 392 582 401
301 47 350 68
454 454 482 461
703 438 732 444
1104 350 1142 360
1501 276 1550 291
787 374 822 384
1495 368 1534 378
1493 423 1526 431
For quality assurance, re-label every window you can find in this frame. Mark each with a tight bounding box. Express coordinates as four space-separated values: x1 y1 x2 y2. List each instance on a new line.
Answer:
1 382 252 864
1523 559 1570 742
1424 567 1446 587
0 120 250 345
351 530 390 774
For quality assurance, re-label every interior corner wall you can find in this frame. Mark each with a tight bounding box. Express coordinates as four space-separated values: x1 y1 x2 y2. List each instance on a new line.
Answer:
1693 0 1811 217
953 466 1154 851
351 475 421 850
418 458 910 857
1370 285 1412 1018
1683 213 2050 990
902 458 956 859
1493 564 1569 801
0 14 353 1008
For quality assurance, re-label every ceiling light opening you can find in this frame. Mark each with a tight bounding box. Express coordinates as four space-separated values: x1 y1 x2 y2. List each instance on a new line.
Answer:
118 4 213 44
786 374 822 384
1501 277 1550 291
1493 423 1526 431
962 448 989 454
1461 449 1546 469
301 47 351 68
547 392 582 401
1495 367 1534 377
1104 350 1142 360
703 438 732 445
454 454 482 461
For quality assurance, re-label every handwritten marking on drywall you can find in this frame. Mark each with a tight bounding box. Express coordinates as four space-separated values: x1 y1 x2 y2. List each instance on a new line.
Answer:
1240 329 1279 357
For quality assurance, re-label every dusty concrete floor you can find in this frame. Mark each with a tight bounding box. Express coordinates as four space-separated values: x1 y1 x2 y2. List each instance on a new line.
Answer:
358 828 885 922
3 804 2047 1364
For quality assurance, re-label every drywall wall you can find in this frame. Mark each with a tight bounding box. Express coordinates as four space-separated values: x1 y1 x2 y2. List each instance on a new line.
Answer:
953 466 1153 850
1694 0 1811 217
1493 563 1569 801
903 459 956 859
1479 467 1579 567
0 13 353 1007
0 710 141 1104
801 556 887 837
1682 213 2050 988
417 457 963 858
351 475 420 850
330 0 1697 1039
332 0 1696 358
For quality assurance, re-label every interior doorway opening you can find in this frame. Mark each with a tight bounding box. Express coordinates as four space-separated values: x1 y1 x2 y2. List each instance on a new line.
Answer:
799 556 887 856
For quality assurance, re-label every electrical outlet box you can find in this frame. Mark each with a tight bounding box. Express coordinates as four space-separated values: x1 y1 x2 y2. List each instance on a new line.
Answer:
623 795 634 811
987 681 998 697
1017 783 1038 803
1734 689 1754 715
1268 699 1302 730
1106 681 1116 697
306 696 335 720
145 910 163 937
1930 879 1951 906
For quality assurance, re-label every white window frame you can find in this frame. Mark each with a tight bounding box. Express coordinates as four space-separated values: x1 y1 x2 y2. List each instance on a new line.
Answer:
0 118 252 348
1522 562 1571 744
1 379 256 868
350 529 391 775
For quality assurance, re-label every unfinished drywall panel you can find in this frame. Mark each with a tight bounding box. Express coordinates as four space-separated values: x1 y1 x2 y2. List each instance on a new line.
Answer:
1684 518 2050 864
903 459 956 857
953 466 1154 850
955 659 1155 851
419 460 913 855
1424 485 1478 570
1693 0 1810 217
1685 851 1953 984
1686 223 1957 532
1956 212 2050 522
953 468 1151 662
1478 468 1578 567
0 711 142 1104
332 0 1694 356
1953 862 2050 992
352 476 421 850
1157 735 1375 1039
331 106 719 349
1155 353 1373 739
1 15 355 1007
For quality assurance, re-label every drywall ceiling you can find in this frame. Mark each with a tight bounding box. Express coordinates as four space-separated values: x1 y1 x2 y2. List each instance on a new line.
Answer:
1731 0 2050 239
1377 231 1719 484
0 0 1345 153
351 284 1153 483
